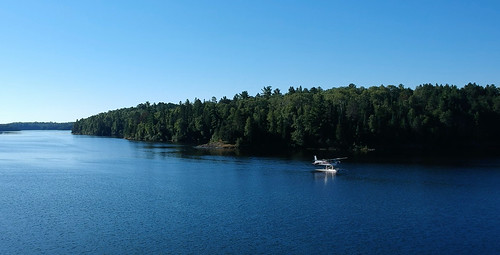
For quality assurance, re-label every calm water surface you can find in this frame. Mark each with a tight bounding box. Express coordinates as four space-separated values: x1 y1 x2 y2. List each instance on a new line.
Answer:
1 131 499 254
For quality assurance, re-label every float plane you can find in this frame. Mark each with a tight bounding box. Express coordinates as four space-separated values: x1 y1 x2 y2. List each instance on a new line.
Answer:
313 155 347 173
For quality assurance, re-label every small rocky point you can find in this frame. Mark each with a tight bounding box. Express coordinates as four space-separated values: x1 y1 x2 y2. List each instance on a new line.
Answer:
196 140 236 149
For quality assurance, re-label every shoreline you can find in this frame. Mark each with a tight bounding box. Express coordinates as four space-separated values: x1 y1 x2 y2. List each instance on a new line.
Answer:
195 141 237 150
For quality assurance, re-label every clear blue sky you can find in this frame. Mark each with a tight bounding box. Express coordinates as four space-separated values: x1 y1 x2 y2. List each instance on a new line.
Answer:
1 0 499 123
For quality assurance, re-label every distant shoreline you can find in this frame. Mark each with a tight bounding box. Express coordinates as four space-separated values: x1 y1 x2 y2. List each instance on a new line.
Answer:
0 122 73 131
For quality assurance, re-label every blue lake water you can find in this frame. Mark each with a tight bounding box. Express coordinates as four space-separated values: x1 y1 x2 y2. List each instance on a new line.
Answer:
1 130 499 254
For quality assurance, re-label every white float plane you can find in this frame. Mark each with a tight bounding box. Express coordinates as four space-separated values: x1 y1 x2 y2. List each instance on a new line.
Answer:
313 155 347 173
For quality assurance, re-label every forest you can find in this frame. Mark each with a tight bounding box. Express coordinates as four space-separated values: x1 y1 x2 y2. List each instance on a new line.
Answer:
0 122 73 131
72 83 500 154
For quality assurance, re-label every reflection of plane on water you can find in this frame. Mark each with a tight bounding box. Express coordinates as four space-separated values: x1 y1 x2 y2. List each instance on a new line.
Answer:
313 155 347 173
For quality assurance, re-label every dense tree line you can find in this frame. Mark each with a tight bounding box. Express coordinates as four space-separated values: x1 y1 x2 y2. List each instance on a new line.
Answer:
0 122 73 131
72 83 500 153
